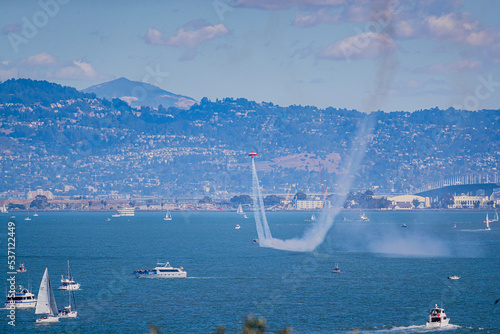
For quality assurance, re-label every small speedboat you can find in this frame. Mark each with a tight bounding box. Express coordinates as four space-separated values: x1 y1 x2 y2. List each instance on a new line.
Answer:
235 224 241 230
448 275 460 280
453 224 457 228
33 213 38 217
332 264 341 273
105 218 111 221
16 263 27 273
426 304 450 327
252 239 259 244
401 224 407 228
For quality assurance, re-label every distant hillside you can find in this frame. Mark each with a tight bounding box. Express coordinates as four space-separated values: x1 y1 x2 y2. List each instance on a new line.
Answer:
0 78 94 105
82 77 197 109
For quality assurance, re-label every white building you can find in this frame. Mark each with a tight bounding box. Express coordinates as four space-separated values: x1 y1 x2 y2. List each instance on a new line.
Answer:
27 189 54 200
387 195 430 209
296 200 324 210
452 195 489 208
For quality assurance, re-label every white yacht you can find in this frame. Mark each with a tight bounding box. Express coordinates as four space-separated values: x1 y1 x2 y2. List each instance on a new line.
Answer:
134 261 187 278
58 261 80 291
235 224 241 229
35 268 59 323
448 275 460 280
117 207 135 216
164 211 172 221
426 304 450 327
4 285 37 309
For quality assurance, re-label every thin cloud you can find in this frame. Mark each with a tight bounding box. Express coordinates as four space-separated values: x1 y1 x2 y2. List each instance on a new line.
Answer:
234 0 345 10
49 61 108 81
317 32 396 61
421 59 482 74
144 23 229 47
20 52 58 67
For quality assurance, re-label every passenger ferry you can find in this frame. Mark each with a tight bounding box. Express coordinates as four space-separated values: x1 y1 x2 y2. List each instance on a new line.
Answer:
117 207 135 216
426 304 450 327
4 285 37 309
134 261 187 278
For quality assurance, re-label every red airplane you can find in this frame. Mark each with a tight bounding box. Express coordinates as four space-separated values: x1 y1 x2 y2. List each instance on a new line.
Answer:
248 152 257 158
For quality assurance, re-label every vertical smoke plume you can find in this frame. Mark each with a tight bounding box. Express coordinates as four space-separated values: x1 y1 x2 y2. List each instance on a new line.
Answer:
252 1 398 252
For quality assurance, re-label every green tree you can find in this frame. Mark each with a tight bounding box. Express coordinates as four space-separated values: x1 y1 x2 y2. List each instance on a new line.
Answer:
412 198 421 208
30 195 48 210
264 195 282 206
294 192 307 200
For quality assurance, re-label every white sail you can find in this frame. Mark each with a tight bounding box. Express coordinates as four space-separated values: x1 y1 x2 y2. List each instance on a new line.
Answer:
35 268 58 316
237 204 244 214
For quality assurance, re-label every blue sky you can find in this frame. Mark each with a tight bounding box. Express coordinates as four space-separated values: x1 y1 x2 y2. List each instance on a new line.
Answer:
1 0 500 112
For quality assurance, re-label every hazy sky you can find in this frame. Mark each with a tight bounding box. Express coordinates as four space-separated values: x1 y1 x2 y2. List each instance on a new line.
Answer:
1 0 500 112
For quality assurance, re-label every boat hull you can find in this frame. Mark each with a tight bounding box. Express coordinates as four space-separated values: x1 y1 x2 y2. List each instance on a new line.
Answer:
59 311 77 318
426 319 450 327
36 316 59 323
58 283 80 291
4 301 37 309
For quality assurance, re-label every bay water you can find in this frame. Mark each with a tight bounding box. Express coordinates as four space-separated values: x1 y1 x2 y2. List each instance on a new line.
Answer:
1 211 499 333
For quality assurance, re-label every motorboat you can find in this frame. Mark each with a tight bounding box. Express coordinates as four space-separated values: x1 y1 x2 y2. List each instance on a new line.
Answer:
16 263 27 273
4 285 37 309
243 213 248 219
111 214 120 218
58 261 80 291
235 224 241 229
359 212 369 221
252 239 259 244
164 211 172 221
453 224 457 228
35 268 59 323
401 224 407 228
426 304 450 327
332 264 341 273
134 261 187 278
33 213 39 217
105 218 111 221
448 275 460 280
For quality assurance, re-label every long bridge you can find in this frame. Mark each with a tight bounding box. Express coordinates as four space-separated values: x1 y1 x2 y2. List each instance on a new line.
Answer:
415 175 500 198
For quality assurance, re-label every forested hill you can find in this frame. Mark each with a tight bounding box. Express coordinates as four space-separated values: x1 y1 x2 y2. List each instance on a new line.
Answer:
0 79 95 105
0 79 499 198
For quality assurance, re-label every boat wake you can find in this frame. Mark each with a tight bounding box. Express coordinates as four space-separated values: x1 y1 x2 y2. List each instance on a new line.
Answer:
360 324 461 333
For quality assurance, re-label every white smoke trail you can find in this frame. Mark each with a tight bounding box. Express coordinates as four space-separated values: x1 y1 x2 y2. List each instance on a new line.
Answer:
251 158 272 246
252 116 374 252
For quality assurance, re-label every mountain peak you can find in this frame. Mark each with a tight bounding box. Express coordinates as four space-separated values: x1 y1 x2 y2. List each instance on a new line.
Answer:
82 78 197 109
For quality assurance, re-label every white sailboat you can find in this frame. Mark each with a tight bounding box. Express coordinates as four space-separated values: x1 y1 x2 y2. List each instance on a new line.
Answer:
35 268 59 323
163 211 172 221
59 260 80 291
237 204 244 215
311 214 316 221
58 290 77 318
484 214 491 231
0 203 8 213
